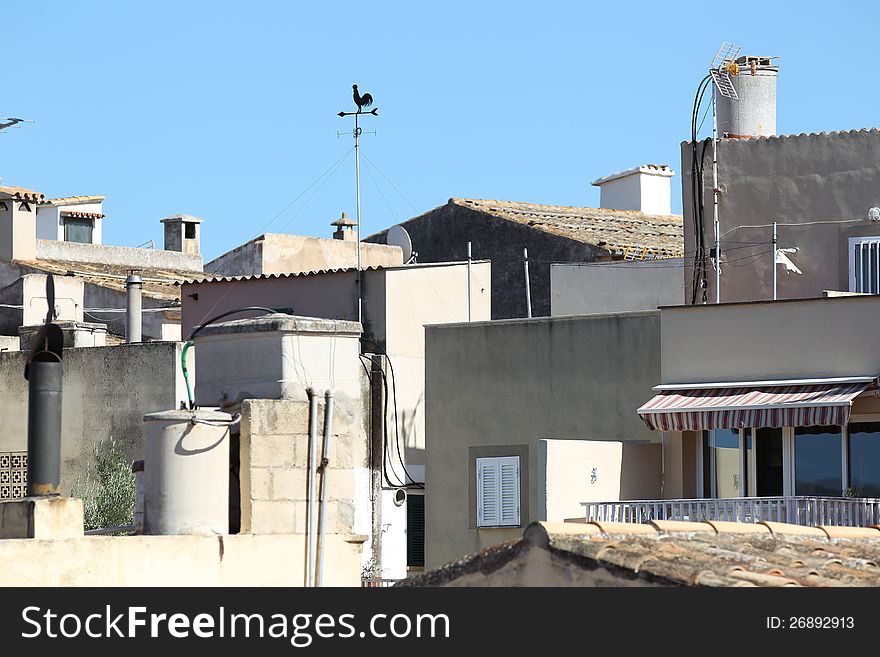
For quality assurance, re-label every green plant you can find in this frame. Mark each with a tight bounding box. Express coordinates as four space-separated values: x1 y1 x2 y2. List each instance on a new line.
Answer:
70 437 135 531
844 486 864 498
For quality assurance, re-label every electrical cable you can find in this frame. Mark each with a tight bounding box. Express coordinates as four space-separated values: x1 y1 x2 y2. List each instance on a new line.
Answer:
359 353 411 489
359 336 424 489
180 306 282 409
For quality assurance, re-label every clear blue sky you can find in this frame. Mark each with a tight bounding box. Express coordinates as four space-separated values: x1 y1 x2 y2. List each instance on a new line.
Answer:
4 1 879 260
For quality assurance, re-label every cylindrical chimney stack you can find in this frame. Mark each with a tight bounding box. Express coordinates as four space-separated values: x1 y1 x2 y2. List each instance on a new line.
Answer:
717 55 778 138
126 273 143 343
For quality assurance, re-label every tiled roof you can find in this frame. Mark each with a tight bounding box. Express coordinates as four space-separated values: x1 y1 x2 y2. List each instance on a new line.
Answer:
0 186 45 203
450 198 684 258
43 195 104 206
683 126 880 145
401 520 880 587
60 211 105 220
15 259 195 302
591 163 675 186
179 261 478 285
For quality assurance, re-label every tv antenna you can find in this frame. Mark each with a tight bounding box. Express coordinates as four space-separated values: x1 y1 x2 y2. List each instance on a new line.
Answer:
0 117 33 133
338 84 379 324
708 42 740 304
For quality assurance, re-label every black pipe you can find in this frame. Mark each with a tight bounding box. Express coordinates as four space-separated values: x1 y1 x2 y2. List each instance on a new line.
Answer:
27 357 62 496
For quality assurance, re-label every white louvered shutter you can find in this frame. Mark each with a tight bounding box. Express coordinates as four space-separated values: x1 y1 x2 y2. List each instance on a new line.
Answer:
477 456 520 527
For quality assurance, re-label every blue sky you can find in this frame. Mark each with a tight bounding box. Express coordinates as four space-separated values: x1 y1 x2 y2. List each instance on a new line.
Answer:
3 1 879 260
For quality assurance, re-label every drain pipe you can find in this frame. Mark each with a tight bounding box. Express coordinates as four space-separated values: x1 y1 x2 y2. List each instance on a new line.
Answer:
306 388 319 587
316 389 334 587
125 273 143 343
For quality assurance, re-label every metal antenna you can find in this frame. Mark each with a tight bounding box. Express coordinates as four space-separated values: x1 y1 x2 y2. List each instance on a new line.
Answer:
338 85 379 325
0 117 33 129
708 42 741 304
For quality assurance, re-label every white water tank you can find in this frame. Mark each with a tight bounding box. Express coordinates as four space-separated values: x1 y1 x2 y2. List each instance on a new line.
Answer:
716 55 779 138
142 409 231 535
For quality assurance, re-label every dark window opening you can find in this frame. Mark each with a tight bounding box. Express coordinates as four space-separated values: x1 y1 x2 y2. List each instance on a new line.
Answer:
406 494 425 567
184 222 196 239
63 218 93 244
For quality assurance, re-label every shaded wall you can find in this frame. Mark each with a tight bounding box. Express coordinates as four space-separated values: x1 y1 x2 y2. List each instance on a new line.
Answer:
425 312 661 567
0 342 190 493
681 130 880 304
367 201 606 319
551 260 683 316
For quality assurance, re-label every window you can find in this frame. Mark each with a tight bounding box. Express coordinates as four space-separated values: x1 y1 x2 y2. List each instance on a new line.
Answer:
184 222 196 239
63 217 93 244
794 426 842 495
702 429 741 497
849 236 880 293
476 456 520 527
406 494 425 567
847 422 880 497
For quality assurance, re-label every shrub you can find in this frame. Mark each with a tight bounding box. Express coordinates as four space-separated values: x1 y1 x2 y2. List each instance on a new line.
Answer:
70 437 135 531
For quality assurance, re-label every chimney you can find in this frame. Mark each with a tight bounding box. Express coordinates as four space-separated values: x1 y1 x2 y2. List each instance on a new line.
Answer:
716 55 778 138
591 164 674 215
330 211 356 241
0 186 44 262
160 214 202 254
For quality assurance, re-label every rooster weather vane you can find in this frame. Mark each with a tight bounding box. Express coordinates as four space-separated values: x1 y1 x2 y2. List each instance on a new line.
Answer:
337 84 379 325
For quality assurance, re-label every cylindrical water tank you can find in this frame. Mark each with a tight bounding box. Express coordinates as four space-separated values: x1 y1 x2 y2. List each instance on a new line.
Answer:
143 409 231 535
716 56 778 138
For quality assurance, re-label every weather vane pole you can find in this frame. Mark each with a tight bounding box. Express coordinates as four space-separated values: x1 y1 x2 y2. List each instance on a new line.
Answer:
338 84 378 324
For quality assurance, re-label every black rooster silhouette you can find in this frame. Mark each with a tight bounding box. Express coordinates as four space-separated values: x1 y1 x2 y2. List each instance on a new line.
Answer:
352 84 373 112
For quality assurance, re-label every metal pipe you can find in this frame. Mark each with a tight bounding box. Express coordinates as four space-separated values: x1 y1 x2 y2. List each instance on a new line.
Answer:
355 112 362 324
26 358 63 496
712 88 721 304
523 248 532 318
467 241 472 321
125 273 143 343
306 388 319 587
316 389 334 587
772 221 778 301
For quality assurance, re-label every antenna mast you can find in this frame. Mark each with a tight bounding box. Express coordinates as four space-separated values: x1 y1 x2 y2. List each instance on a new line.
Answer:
708 42 740 304
338 86 378 324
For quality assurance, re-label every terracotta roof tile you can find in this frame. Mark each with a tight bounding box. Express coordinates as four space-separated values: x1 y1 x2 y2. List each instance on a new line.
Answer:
401 521 880 587
0 185 45 203
450 198 684 258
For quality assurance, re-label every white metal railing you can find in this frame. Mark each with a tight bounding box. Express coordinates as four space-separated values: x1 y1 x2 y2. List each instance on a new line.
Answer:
582 496 880 527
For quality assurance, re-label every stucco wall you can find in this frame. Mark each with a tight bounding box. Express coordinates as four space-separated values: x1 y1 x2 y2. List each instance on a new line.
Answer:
0 342 191 492
367 201 607 319
681 130 880 304
0 532 362 586
0 274 83 335
36 239 202 271
661 295 880 384
424 312 661 567
551 260 683 316
205 233 402 278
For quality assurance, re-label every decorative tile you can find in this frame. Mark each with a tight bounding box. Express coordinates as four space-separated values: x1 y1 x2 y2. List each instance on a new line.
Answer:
0 451 27 500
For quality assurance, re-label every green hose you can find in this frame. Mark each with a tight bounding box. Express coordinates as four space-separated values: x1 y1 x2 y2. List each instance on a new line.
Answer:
181 340 194 409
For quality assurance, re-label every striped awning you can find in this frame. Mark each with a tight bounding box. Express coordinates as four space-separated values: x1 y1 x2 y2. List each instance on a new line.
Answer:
638 381 872 432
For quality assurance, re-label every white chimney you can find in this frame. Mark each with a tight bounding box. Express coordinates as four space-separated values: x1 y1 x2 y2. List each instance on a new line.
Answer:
591 164 674 215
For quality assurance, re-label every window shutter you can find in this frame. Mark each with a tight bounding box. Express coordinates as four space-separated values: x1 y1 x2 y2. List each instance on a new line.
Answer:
851 238 880 294
406 495 425 567
499 458 520 526
476 456 520 527
477 458 499 526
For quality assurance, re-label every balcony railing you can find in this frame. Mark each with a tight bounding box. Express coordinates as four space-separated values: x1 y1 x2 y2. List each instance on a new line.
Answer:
582 496 880 528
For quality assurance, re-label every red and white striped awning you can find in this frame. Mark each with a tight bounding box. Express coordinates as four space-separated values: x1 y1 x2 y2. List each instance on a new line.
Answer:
638 381 872 432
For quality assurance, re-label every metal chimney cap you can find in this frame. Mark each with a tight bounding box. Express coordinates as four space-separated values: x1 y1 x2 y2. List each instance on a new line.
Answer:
125 273 143 285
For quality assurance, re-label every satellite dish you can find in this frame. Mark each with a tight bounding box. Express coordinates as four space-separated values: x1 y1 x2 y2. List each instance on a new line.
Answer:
387 225 413 263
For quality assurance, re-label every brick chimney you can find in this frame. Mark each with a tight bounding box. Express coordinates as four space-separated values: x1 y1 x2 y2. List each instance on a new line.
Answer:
591 164 674 215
